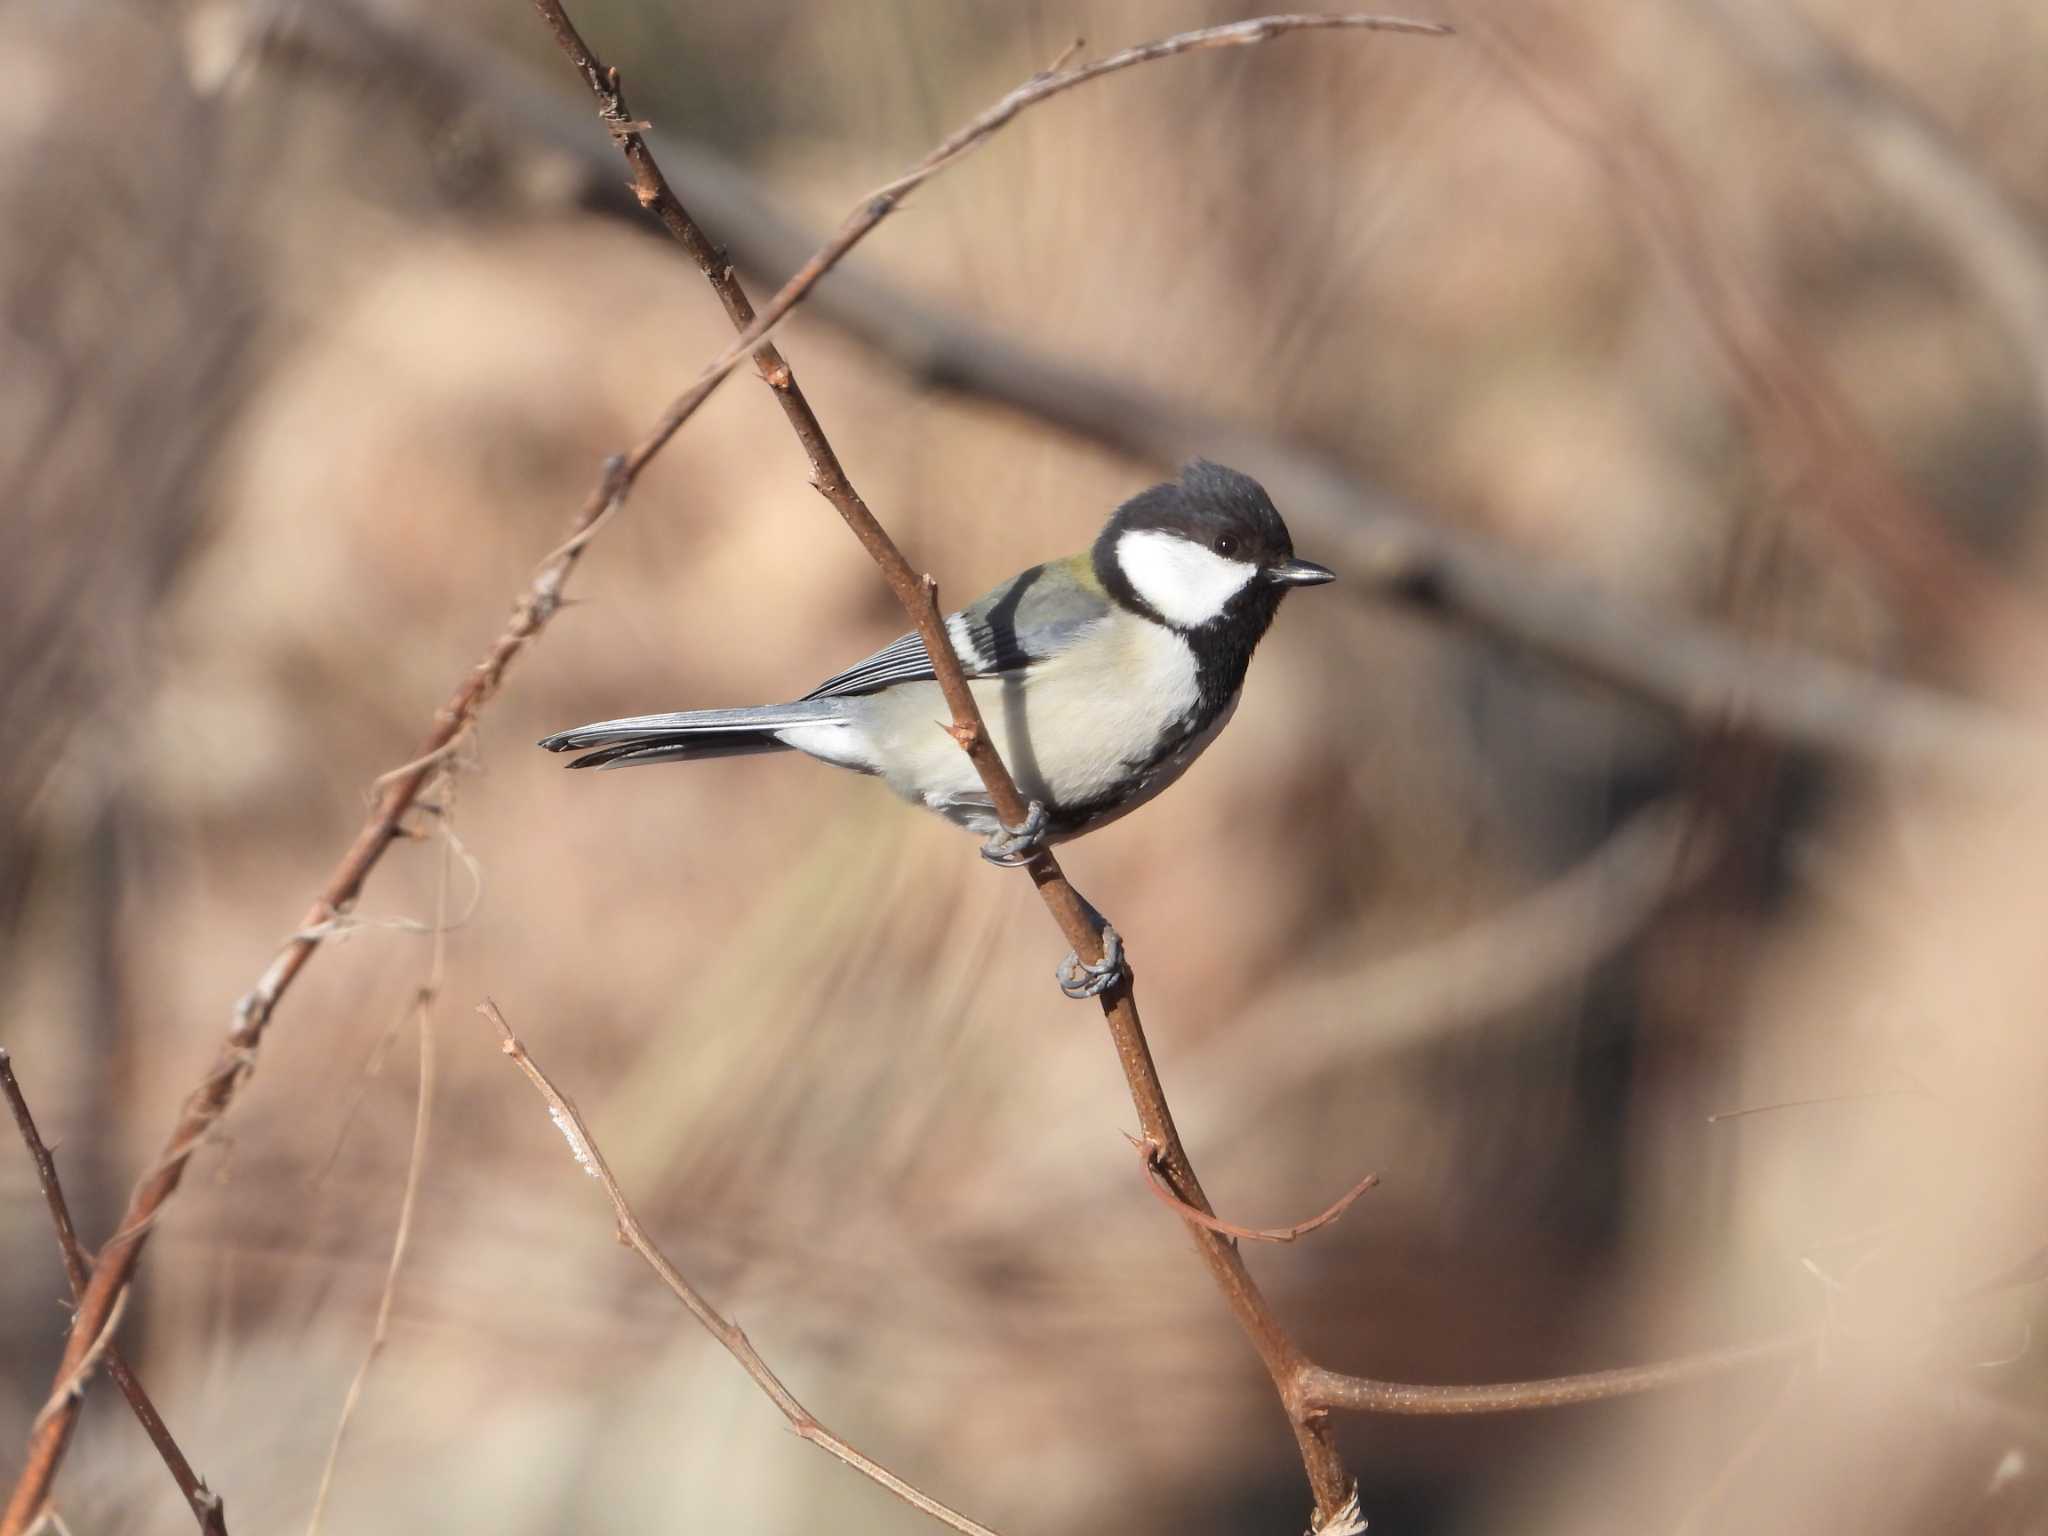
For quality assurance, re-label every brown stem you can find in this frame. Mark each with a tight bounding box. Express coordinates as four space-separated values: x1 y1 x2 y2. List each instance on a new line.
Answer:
0 1051 228 1535
1297 1331 1812 1414
481 1003 1006 1536
523 8 1469 1521
1130 1135 1379 1245
0 458 633 1536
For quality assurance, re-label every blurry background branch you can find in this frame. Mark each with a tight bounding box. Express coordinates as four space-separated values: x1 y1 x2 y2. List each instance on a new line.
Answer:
1693 0 2048 445
235 0 2041 777
1465 3 2039 653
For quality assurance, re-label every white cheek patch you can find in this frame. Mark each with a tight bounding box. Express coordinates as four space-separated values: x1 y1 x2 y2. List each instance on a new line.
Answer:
1116 529 1258 628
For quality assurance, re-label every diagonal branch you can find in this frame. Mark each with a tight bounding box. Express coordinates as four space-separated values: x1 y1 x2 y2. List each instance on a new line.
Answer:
481 1002 1005 1536
524 9 1450 1525
0 457 633 1536
1466 4 2043 653
0 1052 228 1535
0 13 1451 1531
1691 0 2048 445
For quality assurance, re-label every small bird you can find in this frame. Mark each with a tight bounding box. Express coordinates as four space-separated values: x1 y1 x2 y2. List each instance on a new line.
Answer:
541 460 1333 994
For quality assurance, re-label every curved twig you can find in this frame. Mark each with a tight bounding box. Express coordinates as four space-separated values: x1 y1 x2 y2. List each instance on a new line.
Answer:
1297 1332 1813 1414
1128 1134 1379 1245
481 1002 1006 1536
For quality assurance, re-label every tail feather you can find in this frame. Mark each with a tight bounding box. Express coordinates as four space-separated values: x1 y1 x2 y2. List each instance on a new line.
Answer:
539 701 845 771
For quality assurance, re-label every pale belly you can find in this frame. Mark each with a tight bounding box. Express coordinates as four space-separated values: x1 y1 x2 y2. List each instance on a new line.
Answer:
812 617 1232 839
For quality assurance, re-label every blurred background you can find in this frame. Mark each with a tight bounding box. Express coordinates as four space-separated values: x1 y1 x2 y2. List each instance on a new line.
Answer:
5 0 2048 1531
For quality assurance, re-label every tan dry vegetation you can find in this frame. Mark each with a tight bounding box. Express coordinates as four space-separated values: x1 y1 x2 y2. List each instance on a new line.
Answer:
4 0 2048 1532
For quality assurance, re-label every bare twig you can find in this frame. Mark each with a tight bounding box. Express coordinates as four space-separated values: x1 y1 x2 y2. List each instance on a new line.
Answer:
1296 1332 1812 1414
525 9 1450 1524
0 451 630 1534
479 1002 1006 1536
1705 1086 1926 1123
0 1051 228 1535
305 792 453 1536
1129 1134 1379 1244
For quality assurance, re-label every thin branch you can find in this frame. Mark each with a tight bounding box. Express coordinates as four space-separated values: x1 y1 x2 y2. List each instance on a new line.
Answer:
479 1002 1006 1536
1129 1134 1379 1244
1297 1332 1813 1415
0 450 631 1535
524 10 1449 1526
305 790 454 1536
0 1051 228 1536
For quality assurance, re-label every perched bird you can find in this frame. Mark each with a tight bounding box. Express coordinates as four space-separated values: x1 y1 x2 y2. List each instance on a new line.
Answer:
541 460 1333 994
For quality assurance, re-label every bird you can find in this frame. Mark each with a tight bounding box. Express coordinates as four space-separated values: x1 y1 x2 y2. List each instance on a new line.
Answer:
540 460 1333 995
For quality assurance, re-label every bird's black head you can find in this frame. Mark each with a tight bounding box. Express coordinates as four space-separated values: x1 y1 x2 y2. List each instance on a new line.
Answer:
1093 460 1333 636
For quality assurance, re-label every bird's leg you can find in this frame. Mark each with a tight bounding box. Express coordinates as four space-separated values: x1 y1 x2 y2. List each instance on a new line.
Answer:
979 798 1050 867
1056 901 1126 1001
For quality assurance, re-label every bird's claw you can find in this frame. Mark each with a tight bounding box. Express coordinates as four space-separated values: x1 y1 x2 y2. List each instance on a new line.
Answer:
1057 924 1125 1000
980 799 1050 867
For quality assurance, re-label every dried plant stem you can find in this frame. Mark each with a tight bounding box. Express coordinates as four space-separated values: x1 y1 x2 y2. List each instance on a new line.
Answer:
480 1003 1005 1536
0 1052 228 1535
1130 1136 1379 1245
0 456 631 1536
1297 1333 1811 1415
304 795 453 1536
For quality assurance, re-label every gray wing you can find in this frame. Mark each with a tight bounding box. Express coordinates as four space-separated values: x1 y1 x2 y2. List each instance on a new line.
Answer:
801 558 1109 702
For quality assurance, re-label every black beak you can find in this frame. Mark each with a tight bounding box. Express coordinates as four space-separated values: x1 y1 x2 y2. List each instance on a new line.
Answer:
1268 557 1336 587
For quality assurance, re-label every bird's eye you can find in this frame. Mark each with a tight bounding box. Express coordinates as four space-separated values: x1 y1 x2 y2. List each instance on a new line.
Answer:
1214 534 1239 557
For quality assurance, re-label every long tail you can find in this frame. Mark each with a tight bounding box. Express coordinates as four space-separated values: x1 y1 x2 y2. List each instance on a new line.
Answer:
539 700 847 770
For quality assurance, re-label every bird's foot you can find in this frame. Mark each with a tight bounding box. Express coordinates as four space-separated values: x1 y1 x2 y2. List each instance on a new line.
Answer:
980 799 1050 867
1057 924 1125 1001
